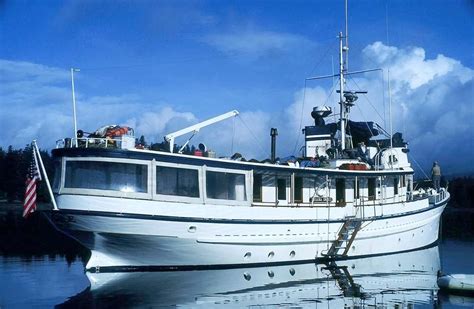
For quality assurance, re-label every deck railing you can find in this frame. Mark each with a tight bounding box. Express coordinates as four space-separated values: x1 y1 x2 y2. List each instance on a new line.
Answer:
56 136 135 150
429 187 448 205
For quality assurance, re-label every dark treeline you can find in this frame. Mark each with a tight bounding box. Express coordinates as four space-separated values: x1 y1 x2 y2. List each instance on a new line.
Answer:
0 145 54 202
441 177 474 239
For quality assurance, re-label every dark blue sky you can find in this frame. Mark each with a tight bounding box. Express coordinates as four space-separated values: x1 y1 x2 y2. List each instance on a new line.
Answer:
0 0 473 176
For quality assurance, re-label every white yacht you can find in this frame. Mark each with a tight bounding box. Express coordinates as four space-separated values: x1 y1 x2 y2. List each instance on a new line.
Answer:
41 8 449 272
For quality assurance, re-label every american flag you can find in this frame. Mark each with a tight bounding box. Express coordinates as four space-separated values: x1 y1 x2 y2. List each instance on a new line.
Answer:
23 149 42 218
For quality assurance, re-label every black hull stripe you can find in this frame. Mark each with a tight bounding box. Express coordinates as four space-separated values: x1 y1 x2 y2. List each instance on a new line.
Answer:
85 240 440 273
48 199 448 225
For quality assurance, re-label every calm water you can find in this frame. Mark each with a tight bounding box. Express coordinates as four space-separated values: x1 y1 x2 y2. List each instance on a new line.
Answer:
1 239 473 308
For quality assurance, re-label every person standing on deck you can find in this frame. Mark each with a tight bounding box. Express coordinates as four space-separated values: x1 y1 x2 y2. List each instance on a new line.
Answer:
431 162 441 191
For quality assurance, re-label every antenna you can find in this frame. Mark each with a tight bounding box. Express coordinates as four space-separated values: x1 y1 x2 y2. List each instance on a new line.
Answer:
70 68 80 148
345 0 349 70
388 69 394 169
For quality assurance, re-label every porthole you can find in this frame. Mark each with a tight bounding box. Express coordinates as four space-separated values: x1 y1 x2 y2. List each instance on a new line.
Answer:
268 251 275 259
289 250 295 258
267 270 274 278
243 272 251 281
244 252 252 260
289 268 296 276
188 226 197 233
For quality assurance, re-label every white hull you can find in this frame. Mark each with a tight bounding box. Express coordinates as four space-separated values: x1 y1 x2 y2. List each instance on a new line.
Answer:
64 246 441 307
49 193 448 271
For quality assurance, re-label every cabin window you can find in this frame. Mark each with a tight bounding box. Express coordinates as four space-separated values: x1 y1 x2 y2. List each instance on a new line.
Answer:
156 166 199 197
277 178 286 200
206 171 246 201
65 161 148 192
336 178 345 206
294 177 303 203
368 178 376 200
354 178 360 199
401 175 406 188
253 173 262 202
394 177 399 195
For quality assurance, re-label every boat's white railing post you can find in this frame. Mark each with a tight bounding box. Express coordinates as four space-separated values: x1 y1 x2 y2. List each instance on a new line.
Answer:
32 140 58 211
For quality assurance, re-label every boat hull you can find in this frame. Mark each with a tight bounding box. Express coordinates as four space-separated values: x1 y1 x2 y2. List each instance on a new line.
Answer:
47 195 448 271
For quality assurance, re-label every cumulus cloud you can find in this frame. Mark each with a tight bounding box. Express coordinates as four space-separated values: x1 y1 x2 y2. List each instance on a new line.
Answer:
360 42 474 175
203 30 313 57
1 42 472 176
0 60 196 149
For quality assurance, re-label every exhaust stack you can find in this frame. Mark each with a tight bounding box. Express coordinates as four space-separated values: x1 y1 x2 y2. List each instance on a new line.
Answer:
270 128 278 163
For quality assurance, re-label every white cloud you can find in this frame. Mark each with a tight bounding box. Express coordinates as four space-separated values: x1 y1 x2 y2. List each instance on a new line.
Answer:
361 42 474 175
1 45 473 176
204 30 313 57
363 42 472 90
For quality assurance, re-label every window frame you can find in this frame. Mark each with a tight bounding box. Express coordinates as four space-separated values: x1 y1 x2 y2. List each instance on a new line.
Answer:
354 177 360 200
277 178 287 201
335 178 346 206
253 172 263 202
154 161 203 203
293 176 303 203
204 166 251 206
61 157 152 200
368 177 376 201
394 176 399 195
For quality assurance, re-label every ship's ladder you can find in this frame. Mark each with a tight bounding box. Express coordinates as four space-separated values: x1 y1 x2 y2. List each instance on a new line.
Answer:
321 262 365 298
322 216 362 258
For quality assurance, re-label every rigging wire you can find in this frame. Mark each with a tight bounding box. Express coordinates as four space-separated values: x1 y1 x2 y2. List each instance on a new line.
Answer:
291 41 338 156
347 75 385 124
236 115 268 159
292 79 307 156
353 99 376 140
408 153 431 181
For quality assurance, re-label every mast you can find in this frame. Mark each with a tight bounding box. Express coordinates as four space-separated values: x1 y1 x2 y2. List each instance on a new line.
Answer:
338 32 347 150
339 0 350 151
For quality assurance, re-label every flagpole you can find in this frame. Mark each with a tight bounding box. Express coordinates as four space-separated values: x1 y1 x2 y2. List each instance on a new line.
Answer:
32 140 58 211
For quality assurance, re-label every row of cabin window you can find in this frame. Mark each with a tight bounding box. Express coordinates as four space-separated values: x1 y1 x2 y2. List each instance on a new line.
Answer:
63 161 246 201
253 174 407 204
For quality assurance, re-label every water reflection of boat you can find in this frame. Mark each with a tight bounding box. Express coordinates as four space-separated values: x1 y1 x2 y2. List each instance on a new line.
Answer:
61 246 441 307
